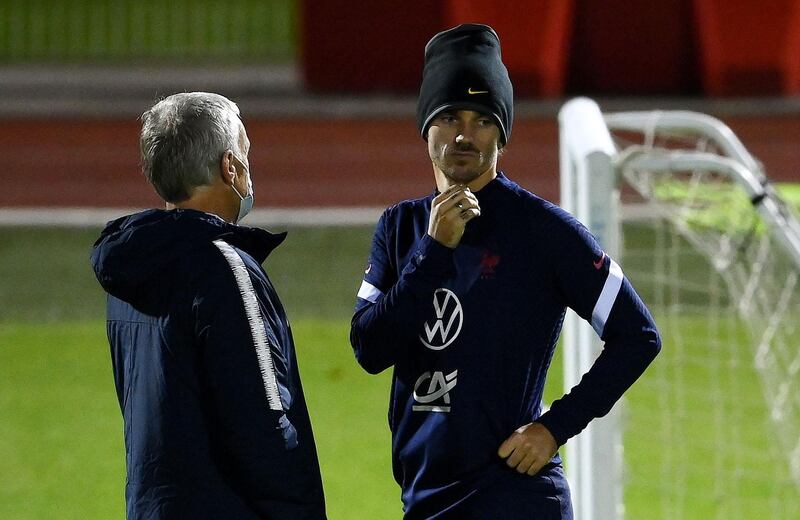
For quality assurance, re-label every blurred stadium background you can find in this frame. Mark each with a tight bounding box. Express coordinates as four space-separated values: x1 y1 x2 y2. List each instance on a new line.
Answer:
1 1 800 518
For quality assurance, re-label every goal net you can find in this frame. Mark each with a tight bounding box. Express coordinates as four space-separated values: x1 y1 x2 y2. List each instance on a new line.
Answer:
559 98 800 519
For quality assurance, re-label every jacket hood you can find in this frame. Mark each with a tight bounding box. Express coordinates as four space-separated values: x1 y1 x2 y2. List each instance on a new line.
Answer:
90 209 285 300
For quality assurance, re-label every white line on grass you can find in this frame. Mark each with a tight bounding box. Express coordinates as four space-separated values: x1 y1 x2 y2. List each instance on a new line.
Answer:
0 207 386 228
0 204 691 227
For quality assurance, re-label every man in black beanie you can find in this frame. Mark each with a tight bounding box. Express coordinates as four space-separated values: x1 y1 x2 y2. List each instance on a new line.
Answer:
350 24 660 519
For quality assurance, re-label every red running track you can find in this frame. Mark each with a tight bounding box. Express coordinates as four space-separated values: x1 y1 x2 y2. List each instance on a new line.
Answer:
1 116 798 208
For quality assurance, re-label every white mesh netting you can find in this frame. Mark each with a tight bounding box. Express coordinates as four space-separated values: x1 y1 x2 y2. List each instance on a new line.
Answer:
609 123 800 519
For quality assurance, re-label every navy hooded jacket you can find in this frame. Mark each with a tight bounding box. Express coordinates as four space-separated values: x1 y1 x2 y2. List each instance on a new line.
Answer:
91 209 326 519
350 173 661 518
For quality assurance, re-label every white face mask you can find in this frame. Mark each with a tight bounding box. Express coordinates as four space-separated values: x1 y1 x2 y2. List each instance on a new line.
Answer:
230 155 254 224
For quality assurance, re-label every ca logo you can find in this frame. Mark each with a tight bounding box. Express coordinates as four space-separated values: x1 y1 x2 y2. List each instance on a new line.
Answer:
412 370 458 412
419 288 463 350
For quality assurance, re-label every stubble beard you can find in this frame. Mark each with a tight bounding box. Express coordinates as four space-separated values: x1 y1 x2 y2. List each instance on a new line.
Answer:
442 160 484 184
435 145 495 185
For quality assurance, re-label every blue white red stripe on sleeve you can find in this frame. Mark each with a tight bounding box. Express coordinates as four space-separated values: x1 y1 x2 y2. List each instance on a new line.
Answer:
591 258 623 336
357 280 384 303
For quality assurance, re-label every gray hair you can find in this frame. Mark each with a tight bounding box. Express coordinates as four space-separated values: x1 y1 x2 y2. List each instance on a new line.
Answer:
140 92 242 202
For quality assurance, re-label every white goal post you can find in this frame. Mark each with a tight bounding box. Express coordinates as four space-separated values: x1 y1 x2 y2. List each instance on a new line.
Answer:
559 98 800 520
559 98 622 520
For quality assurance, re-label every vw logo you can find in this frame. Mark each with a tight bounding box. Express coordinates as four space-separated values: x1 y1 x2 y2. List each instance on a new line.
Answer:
419 288 463 350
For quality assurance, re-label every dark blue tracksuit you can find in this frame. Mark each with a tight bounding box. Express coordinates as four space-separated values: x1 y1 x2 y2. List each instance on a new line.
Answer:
91 209 326 519
350 173 661 519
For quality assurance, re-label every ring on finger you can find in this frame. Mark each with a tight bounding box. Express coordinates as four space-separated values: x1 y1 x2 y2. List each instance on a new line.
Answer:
457 202 464 210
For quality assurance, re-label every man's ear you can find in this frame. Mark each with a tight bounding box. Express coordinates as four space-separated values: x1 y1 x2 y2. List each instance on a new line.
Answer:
219 150 236 186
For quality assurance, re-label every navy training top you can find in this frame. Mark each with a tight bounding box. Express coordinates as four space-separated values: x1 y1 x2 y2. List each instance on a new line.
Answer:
350 173 660 518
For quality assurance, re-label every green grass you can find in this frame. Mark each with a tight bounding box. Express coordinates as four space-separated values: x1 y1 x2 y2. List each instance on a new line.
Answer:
3 316 794 519
0 319 399 520
265 225 379 320
0 322 123 519
0 225 377 322
0 228 107 322
0 225 398 518
291 320 398 518
1 223 798 518
622 314 799 519
776 182 800 207
647 181 800 237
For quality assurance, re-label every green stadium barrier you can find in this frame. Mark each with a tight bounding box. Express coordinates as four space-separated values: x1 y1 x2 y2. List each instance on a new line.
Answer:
0 0 295 63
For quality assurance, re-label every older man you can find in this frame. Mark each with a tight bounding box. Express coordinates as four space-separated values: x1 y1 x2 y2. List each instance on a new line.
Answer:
350 25 661 519
91 92 326 519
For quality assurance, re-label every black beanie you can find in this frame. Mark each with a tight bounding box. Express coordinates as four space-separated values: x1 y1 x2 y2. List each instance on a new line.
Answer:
416 24 513 146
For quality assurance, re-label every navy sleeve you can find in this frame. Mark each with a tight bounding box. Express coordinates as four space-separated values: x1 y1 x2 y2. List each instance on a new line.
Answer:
192 242 310 507
536 212 662 446
350 210 456 374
